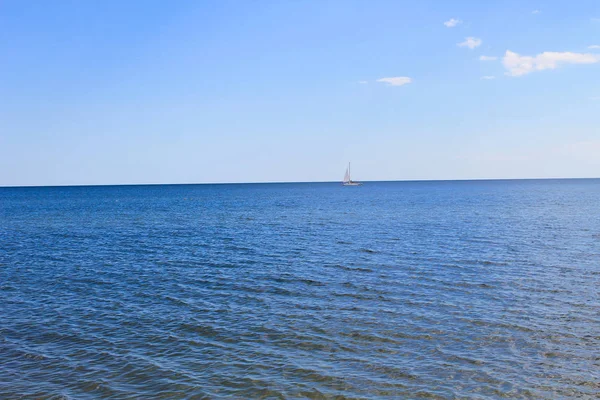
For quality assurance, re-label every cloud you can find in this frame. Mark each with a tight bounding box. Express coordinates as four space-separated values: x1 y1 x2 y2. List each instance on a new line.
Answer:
503 50 600 76
593 18 600 22
589 45 600 50
481 76 496 80
376 77 413 86
458 37 482 49
358 80 368 84
479 55 498 61
532 10 541 14
591 96 600 101
444 18 462 28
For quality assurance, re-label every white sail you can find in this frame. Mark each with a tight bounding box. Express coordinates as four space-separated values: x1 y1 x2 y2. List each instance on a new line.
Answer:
342 162 362 186
343 167 350 183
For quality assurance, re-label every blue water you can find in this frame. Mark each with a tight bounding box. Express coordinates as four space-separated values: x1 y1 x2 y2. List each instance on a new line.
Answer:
1 180 599 399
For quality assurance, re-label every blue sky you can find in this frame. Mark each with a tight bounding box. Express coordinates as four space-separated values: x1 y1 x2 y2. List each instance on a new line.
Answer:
1 0 599 185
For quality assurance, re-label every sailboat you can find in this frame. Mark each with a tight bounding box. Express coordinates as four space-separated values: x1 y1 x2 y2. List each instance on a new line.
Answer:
342 162 362 186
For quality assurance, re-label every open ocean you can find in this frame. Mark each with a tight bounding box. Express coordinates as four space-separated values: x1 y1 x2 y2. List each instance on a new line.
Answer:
1 180 599 399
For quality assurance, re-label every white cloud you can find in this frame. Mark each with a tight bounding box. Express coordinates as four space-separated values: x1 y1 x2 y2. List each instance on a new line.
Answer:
358 80 368 84
532 10 541 14
589 45 600 50
503 50 600 76
444 18 462 28
479 55 498 61
481 76 496 80
458 37 482 49
376 77 413 86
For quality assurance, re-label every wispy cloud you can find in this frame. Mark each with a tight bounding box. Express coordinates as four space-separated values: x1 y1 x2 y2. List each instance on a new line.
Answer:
358 80 368 84
503 50 600 76
444 18 462 28
589 45 600 50
479 55 498 61
532 10 541 14
591 96 600 101
458 37 482 49
376 77 413 87
481 76 496 80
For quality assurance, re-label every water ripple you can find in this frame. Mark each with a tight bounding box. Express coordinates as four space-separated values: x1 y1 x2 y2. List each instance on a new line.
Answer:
1 181 599 398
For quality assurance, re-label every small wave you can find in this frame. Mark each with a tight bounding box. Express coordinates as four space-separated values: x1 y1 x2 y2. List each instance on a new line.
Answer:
342 330 403 345
326 264 374 273
359 248 378 254
163 295 190 306
333 292 378 300
454 281 494 289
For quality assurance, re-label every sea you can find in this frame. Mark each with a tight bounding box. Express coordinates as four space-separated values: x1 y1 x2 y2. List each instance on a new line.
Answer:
1 180 599 399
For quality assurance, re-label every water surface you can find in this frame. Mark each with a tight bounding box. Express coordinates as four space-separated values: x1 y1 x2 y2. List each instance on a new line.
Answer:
1 180 599 398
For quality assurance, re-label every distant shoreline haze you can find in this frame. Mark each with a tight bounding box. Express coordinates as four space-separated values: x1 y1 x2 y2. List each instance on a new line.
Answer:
1 177 599 189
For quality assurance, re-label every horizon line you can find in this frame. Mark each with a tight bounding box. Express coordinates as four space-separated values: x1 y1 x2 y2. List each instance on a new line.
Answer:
1 176 599 189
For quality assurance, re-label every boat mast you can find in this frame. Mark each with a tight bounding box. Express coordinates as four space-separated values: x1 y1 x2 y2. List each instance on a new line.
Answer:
349 162 351 181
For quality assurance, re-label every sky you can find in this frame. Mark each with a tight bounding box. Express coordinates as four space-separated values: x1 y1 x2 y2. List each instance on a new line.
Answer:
1 0 599 186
